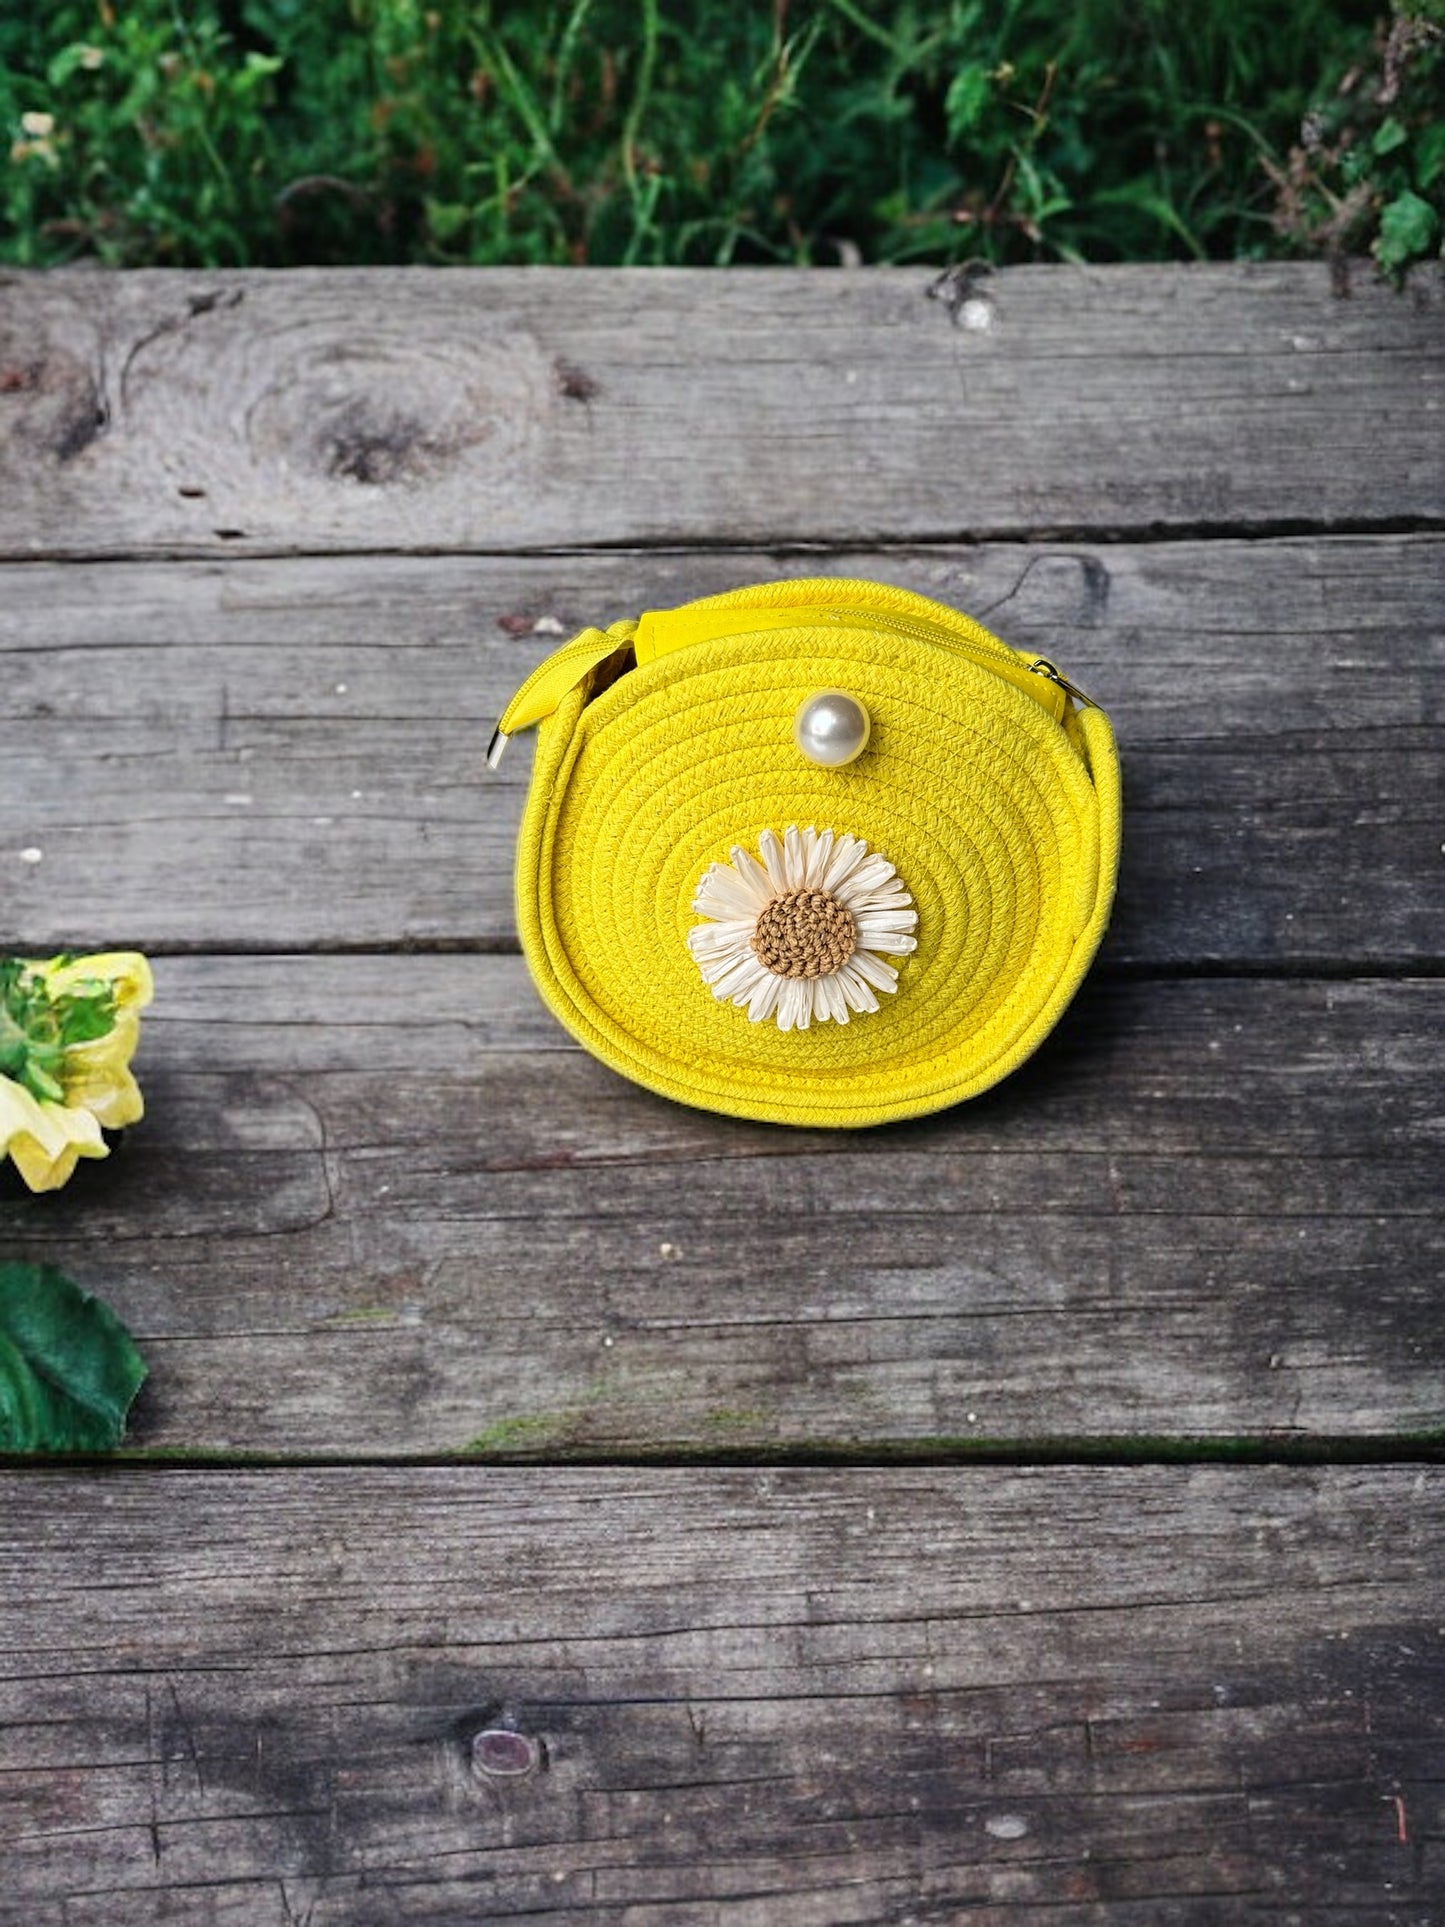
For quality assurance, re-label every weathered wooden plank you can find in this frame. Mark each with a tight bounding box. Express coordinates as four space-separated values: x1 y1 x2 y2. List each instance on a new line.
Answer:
1 1467 1440 1921
3 537 1441 964
0 265 1439 559
1 956 1438 1454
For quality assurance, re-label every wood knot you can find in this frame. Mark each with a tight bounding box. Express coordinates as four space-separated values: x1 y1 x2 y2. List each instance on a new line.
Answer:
0 344 105 464
470 1726 542 1778
751 888 857 979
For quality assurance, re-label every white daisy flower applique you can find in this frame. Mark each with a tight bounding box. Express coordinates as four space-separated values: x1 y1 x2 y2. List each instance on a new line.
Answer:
687 826 918 1031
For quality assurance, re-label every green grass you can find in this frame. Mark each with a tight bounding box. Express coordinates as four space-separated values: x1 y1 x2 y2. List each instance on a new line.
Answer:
2 1 1441 273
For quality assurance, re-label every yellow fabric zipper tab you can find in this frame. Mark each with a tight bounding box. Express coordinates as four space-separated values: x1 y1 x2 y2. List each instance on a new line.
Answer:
1026 656 1102 710
487 621 637 768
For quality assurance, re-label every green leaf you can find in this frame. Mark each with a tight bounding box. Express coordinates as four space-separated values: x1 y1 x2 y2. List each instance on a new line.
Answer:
0 1262 146 1453
944 63 991 145
1414 122 1445 192
0 956 118 1103
1372 115 1409 158
46 43 88 87
426 197 472 242
1374 189 1438 270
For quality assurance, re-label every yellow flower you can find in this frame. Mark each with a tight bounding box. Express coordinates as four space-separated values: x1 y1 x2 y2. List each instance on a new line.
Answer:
59 1007 145 1129
1 952 153 1192
38 951 153 1126
0 1074 107 1192
33 951 150 1007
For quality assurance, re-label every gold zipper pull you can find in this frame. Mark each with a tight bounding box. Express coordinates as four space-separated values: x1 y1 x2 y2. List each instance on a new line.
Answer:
1028 657 1101 710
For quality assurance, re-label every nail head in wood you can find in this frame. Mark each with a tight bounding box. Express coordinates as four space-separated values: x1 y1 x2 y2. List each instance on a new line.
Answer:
470 1726 540 1778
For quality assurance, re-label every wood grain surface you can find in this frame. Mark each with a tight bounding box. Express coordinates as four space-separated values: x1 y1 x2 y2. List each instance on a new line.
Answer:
0 956 1438 1454
2 266 1441 1922
2 536 1441 962
2 1467 1440 1923
0 265 1440 559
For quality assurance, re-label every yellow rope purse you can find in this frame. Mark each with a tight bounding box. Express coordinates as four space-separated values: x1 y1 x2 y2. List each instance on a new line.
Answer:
489 577 1121 1128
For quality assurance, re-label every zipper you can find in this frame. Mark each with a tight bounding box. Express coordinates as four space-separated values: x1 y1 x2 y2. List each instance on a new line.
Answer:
806 607 1079 718
638 601 1092 722
813 607 1100 713
488 600 1097 768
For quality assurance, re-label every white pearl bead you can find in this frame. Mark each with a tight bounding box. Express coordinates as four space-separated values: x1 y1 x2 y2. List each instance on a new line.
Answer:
793 689 871 767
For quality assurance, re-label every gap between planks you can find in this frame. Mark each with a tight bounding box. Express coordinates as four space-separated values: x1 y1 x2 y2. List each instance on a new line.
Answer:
6 1439 1441 1472
0 514 1443 566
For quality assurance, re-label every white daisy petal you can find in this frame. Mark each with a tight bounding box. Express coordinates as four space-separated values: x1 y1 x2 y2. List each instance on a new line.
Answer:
690 922 751 957
818 971 849 1024
852 928 918 954
728 844 775 903
713 955 769 1001
709 940 762 986
835 962 880 1013
757 829 789 893
732 975 769 1007
847 882 914 913
698 951 750 990
693 951 733 984
747 972 783 1023
849 948 902 992
820 833 867 894
695 867 769 919
803 826 833 889
688 917 758 955
783 824 807 889
853 909 918 934
723 952 769 994
799 982 818 1029
839 853 898 899
774 977 796 1030
774 977 796 1031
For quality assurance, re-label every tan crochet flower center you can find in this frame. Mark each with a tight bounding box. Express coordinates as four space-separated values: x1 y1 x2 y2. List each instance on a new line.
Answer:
750 888 858 979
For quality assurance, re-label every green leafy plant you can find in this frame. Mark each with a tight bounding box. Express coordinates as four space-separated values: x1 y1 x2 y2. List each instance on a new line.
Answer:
1261 5 1443 274
0 1261 146 1453
0 955 117 1105
0 952 153 1192
2 3 1440 271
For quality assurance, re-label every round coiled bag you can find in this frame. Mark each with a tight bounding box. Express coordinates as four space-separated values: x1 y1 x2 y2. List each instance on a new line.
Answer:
489 577 1121 1128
